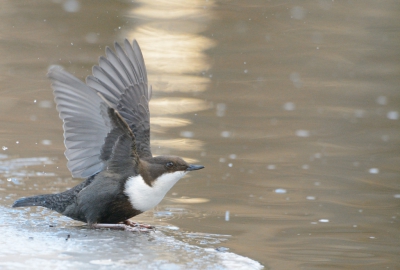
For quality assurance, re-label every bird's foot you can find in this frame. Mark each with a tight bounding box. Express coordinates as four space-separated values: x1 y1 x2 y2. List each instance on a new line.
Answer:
122 220 155 232
91 222 154 233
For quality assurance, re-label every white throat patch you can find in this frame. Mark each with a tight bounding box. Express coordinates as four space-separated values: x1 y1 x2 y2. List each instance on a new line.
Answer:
124 171 187 212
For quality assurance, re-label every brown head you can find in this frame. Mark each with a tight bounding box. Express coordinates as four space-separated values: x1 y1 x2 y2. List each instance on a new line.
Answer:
138 156 204 186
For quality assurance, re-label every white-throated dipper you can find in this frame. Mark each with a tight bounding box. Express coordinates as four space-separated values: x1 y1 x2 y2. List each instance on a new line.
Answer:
12 39 204 231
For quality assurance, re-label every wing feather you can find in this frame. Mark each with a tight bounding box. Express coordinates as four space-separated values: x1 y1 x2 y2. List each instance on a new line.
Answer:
48 66 109 178
48 39 151 178
89 40 152 158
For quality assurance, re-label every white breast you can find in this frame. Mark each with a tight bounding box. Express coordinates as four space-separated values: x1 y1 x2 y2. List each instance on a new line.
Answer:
124 171 187 212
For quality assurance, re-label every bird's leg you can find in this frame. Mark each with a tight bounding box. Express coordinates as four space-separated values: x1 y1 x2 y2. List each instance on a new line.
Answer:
90 223 138 232
122 220 155 231
90 222 154 232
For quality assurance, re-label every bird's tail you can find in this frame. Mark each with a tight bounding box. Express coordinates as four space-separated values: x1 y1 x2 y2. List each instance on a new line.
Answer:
12 194 56 209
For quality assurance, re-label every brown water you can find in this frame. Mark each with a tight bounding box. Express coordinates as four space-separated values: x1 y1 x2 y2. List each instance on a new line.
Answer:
1 0 400 269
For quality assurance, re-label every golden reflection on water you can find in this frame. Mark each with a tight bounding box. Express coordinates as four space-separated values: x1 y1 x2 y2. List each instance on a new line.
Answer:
130 0 214 20
150 117 192 136
129 29 214 75
151 117 191 127
152 138 204 151
150 98 211 115
169 197 210 204
128 26 213 93
123 0 214 154
125 0 214 92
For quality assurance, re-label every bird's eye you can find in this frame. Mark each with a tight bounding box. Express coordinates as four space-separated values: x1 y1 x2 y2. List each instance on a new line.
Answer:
166 162 174 169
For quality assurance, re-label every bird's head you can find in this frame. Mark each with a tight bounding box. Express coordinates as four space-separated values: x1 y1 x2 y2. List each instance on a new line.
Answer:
125 156 204 212
139 155 204 187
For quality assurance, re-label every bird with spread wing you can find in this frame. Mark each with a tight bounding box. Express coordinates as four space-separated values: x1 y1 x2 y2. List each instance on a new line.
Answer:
12 39 204 231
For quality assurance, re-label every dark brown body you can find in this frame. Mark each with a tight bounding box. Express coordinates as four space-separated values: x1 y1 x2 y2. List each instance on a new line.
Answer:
12 171 142 224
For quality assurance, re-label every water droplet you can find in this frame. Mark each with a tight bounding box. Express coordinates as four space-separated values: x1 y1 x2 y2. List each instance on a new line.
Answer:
85 32 98 44
376 96 387 105
283 102 295 111
180 131 194 138
369 168 379 174
274 188 287 194
41 140 52 146
267 164 276 170
39 100 53 108
225 211 230 221
314 153 321 158
7 178 20 185
387 111 398 120
295 130 310 137
63 0 81 13
221 131 232 138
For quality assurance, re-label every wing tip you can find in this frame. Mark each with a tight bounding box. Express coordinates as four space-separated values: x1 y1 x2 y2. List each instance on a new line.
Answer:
47 65 64 79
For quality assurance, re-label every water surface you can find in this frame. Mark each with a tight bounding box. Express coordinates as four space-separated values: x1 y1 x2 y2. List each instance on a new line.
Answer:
1 0 399 269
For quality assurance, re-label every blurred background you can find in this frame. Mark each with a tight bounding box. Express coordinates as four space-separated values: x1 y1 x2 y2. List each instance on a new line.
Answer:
1 0 399 269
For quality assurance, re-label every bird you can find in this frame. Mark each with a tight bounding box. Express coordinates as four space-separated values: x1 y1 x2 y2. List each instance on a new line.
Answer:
12 39 204 231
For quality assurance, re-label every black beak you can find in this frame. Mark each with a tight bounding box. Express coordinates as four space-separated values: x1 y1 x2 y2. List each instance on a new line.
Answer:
186 164 204 171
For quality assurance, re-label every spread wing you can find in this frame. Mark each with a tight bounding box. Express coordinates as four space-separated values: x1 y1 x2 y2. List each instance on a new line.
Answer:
86 40 152 159
48 39 152 178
